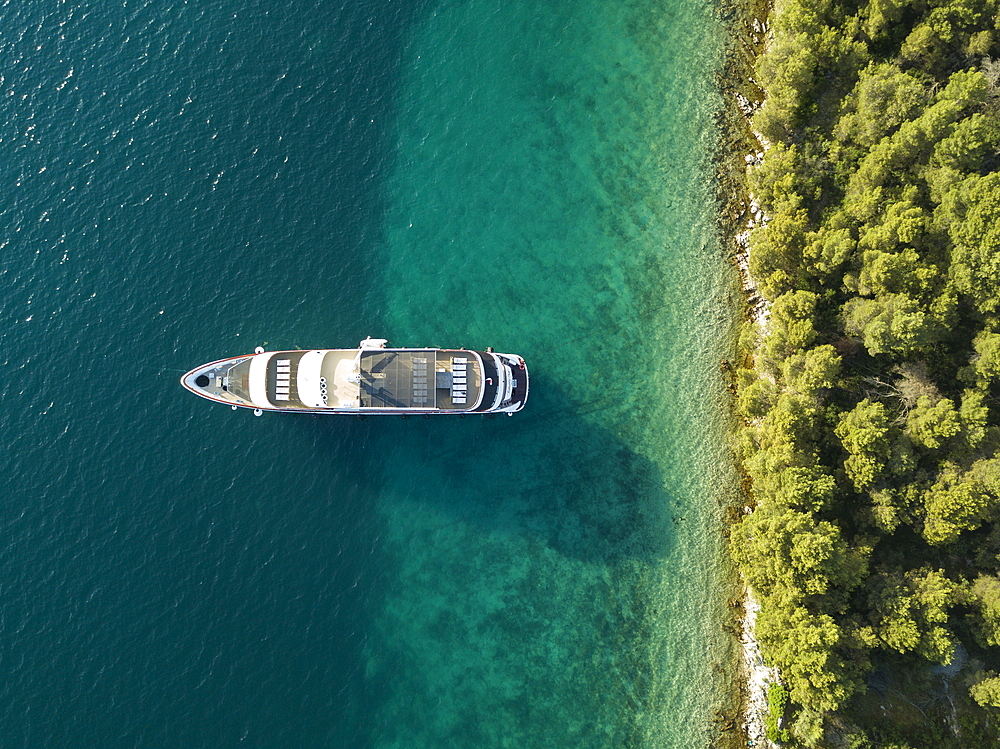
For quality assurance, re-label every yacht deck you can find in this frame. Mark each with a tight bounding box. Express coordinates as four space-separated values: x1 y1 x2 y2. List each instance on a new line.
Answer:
234 348 482 411
358 350 480 410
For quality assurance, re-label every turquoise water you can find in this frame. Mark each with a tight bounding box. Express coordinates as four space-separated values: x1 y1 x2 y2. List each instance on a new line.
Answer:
367 1 733 747
0 0 733 747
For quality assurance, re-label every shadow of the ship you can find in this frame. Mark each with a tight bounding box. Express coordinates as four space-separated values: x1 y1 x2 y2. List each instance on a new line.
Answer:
295 371 678 567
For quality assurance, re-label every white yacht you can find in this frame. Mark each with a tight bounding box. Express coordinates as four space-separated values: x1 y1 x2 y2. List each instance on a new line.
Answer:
181 337 529 415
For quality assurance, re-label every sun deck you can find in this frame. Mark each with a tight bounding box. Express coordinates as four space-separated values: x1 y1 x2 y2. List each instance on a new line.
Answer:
225 348 483 411
260 350 361 409
358 350 481 410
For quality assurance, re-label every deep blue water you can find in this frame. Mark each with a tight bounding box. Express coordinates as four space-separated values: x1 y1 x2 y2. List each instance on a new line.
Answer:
0 1 733 747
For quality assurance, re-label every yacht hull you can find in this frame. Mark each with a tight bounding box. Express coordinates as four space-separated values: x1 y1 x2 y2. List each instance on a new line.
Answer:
181 340 528 415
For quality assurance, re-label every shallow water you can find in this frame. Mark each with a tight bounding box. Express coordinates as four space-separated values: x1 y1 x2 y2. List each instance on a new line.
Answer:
368 1 734 747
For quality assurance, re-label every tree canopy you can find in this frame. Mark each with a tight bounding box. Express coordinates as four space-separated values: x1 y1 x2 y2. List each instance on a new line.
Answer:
731 0 1000 742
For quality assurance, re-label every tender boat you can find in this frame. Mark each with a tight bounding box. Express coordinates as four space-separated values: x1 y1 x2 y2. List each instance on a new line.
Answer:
181 337 529 415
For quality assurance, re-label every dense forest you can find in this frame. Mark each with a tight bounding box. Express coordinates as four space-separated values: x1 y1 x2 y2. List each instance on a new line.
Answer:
729 0 1000 744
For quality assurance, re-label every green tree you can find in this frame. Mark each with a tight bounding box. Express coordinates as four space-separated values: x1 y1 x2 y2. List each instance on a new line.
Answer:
835 399 895 490
925 163 966 204
753 41 820 142
969 330 1000 385
781 344 842 395
906 395 961 449
857 248 937 298
861 0 913 41
857 193 928 257
803 224 855 279
761 290 820 366
846 70 990 222
958 389 990 450
757 603 862 714
930 112 1000 173
900 0 1000 68
971 575 1000 647
737 369 779 422
948 173 1000 314
835 64 927 147
749 142 822 214
765 682 792 743
864 568 957 663
971 674 1000 708
901 23 948 69
749 203 809 299
746 393 823 479
791 708 826 747
731 504 860 599
866 484 921 534
734 0 1000 735
842 294 941 355
922 464 994 544
970 456 1000 494
760 465 838 512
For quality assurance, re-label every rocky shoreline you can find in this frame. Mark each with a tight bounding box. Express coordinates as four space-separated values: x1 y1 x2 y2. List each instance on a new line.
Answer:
739 593 781 747
713 0 778 745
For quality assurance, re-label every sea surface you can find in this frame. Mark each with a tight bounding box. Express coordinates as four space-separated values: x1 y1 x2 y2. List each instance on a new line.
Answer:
0 0 735 747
